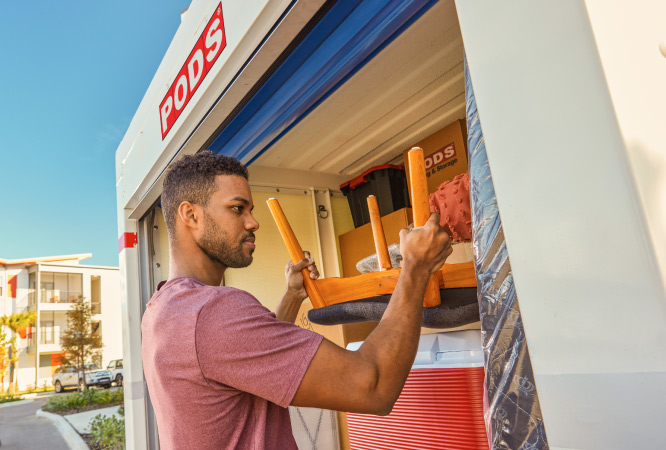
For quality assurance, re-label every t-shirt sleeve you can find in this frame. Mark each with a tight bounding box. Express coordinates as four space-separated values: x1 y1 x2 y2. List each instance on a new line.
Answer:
195 288 323 407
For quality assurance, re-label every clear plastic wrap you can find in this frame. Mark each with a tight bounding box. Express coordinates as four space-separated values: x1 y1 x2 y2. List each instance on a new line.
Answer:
465 58 550 450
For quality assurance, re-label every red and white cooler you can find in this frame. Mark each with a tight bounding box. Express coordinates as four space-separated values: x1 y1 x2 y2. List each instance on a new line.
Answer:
346 330 488 450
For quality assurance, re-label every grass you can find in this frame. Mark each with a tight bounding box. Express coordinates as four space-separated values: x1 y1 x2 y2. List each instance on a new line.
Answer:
0 382 54 403
0 393 23 404
43 388 124 414
20 386 55 394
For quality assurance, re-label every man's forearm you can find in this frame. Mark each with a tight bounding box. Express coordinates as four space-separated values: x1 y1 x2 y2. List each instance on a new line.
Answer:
356 264 428 412
275 290 304 323
290 214 450 415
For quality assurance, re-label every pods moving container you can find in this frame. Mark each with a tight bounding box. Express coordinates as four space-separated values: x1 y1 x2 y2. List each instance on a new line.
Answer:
115 1 666 449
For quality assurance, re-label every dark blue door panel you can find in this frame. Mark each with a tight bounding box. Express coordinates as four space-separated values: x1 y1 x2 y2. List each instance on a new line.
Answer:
208 0 437 165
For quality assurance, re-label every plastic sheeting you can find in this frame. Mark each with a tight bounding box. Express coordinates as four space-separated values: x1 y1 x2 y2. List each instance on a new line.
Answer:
465 59 550 450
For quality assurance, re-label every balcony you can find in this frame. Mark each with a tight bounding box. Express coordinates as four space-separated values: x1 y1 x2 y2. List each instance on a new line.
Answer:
37 342 63 353
36 272 83 311
40 289 81 303
39 289 81 311
26 329 62 353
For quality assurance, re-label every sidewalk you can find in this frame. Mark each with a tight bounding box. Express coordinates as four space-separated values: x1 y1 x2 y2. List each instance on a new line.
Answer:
65 405 122 434
36 404 122 449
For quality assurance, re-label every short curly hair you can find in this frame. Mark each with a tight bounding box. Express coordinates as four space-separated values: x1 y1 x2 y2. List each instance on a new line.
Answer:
161 151 248 238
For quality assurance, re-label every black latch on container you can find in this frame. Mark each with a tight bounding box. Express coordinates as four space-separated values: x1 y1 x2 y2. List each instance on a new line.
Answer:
340 164 411 228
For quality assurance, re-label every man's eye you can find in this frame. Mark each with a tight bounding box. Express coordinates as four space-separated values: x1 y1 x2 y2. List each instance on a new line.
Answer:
232 206 243 213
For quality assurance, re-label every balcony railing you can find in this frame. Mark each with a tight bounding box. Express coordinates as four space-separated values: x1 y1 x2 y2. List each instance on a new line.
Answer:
26 332 62 351
40 332 60 346
28 289 36 306
40 289 81 303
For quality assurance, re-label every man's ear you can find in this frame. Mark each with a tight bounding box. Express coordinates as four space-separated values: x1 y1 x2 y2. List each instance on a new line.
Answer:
177 201 202 231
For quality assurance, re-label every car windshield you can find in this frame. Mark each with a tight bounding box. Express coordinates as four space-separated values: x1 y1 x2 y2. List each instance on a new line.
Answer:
84 364 100 370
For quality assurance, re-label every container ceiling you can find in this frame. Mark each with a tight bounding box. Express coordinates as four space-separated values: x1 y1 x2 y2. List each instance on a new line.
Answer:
253 0 465 181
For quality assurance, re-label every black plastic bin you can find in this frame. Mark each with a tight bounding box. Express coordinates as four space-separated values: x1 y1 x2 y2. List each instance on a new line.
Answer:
340 164 411 228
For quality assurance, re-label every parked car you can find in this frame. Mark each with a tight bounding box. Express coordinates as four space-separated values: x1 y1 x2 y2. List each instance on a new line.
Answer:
106 359 123 386
53 364 113 393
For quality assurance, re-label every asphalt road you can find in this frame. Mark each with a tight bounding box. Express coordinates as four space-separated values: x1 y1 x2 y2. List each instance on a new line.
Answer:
0 394 70 450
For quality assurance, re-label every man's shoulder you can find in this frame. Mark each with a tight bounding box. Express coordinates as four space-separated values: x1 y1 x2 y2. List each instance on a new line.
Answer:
199 286 266 315
155 278 253 300
146 278 260 319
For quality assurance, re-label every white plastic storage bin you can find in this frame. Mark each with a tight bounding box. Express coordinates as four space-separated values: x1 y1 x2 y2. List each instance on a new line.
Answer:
346 330 488 450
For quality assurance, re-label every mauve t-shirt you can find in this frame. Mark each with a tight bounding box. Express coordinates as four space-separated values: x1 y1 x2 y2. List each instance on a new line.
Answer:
141 277 323 450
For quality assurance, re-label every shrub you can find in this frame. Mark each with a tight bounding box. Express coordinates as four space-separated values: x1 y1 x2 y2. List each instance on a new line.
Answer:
43 388 124 413
89 414 125 449
0 393 22 404
43 392 87 412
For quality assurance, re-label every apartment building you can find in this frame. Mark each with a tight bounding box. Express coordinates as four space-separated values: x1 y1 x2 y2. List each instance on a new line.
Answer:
0 254 121 391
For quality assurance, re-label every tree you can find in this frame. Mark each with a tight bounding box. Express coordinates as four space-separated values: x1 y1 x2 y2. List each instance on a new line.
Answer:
59 295 103 390
0 312 36 393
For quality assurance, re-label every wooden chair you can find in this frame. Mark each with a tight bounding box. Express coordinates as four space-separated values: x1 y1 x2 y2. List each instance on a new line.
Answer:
267 148 476 310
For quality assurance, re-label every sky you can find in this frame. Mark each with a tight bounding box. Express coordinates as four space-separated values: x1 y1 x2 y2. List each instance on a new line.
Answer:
0 1 191 267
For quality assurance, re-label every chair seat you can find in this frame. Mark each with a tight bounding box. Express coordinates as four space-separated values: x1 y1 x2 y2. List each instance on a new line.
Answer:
307 287 479 329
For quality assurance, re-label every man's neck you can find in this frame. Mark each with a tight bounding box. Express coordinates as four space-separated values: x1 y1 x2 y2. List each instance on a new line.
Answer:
168 246 226 286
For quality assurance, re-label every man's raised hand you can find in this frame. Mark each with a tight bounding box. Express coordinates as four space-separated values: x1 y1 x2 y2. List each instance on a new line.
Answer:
284 251 320 301
399 212 453 275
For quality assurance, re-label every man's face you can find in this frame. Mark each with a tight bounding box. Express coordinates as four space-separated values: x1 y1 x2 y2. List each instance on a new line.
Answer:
195 175 259 268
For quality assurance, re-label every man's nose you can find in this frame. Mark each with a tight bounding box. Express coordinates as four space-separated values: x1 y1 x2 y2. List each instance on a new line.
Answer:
246 214 259 231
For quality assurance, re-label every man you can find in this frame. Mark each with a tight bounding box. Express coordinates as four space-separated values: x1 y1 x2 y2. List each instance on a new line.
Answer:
142 151 452 449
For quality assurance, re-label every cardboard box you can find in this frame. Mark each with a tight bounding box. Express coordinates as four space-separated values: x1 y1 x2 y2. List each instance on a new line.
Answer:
294 300 377 348
338 209 474 276
339 208 412 277
403 119 468 195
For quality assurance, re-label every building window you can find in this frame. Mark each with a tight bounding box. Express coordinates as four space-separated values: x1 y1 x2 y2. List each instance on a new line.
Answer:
40 311 55 345
41 322 54 344
40 272 83 303
92 321 102 366
29 272 36 306
91 275 101 314
92 321 102 338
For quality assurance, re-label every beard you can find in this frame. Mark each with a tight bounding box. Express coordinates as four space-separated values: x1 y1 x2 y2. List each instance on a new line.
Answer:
196 213 254 268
